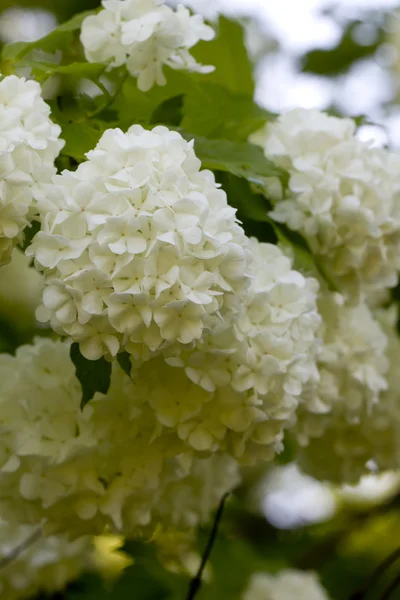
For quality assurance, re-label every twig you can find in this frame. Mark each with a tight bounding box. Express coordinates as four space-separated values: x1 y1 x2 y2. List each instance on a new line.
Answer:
186 492 230 600
0 526 42 570
87 72 128 119
380 573 400 600
349 545 400 599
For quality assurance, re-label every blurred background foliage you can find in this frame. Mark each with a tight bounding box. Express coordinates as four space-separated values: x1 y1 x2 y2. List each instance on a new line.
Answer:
3 0 400 599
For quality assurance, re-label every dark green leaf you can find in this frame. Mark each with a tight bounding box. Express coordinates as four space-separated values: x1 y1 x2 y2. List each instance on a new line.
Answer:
302 20 384 76
191 17 254 94
151 94 184 126
70 342 112 409
216 172 277 243
117 352 132 378
178 130 285 187
20 220 40 252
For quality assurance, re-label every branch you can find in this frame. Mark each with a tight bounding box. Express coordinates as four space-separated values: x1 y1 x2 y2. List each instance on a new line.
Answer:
0 526 42 570
380 573 400 600
349 545 400 599
186 492 230 600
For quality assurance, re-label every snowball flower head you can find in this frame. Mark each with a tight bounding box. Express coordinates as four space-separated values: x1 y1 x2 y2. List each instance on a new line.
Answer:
296 308 400 484
0 338 240 537
294 292 389 447
154 239 321 464
252 109 400 299
80 0 215 91
243 569 330 600
28 125 250 360
0 75 63 265
0 523 92 600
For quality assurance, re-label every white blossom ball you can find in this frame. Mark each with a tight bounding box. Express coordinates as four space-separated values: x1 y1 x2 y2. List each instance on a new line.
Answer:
0 338 240 537
0 75 63 265
0 523 92 600
243 569 330 600
296 308 400 484
252 108 400 299
80 0 215 92
294 292 389 447
27 125 250 360
152 238 321 464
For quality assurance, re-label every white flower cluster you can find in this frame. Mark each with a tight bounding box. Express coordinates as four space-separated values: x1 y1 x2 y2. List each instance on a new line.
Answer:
252 109 400 298
28 125 250 360
0 338 239 537
296 308 400 484
80 0 215 92
0 75 63 266
0 523 92 600
157 239 321 463
242 569 330 600
294 292 389 447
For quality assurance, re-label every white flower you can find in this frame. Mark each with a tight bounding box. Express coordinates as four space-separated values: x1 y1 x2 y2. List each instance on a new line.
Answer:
0 338 240 537
146 238 321 464
28 125 250 360
243 570 330 600
252 108 400 299
0 522 92 600
0 75 63 265
80 0 215 91
296 307 400 484
294 292 389 448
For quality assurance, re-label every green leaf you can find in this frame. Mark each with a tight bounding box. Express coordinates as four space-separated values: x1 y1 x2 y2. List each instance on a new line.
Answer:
1 10 95 61
114 69 195 128
191 17 254 94
178 130 285 187
121 541 188 598
60 122 105 161
302 19 384 76
70 342 112 409
117 352 132 378
216 172 277 244
24 60 106 82
181 82 274 142
151 94 184 126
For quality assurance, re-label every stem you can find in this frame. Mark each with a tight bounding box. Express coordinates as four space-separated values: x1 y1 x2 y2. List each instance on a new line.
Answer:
380 573 400 600
186 492 230 600
349 545 400 600
0 526 42 570
87 72 128 119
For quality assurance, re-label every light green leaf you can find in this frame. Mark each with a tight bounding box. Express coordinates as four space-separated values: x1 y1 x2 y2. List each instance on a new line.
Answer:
1 10 95 61
191 17 254 95
29 61 105 82
59 122 106 161
181 82 274 142
114 69 195 127
70 343 112 409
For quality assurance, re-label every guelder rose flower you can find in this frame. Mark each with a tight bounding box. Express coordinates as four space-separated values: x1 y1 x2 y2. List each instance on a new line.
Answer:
0 338 240 537
0 75 63 265
0 523 92 600
243 570 330 600
28 125 250 360
147 239 321 464
294 292 389 448
296 308 400 484
252 109 400 299
80 0 215 91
